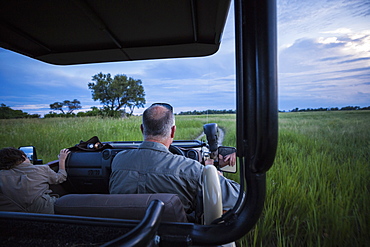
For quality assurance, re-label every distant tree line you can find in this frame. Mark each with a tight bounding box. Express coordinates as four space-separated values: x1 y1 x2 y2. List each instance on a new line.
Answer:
287 106 370 112
2 102 370 119
0 104 40 119
177 109 236 115
176 106 370 115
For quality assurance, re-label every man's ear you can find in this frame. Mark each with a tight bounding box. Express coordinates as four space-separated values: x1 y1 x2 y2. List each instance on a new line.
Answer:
140 124 144 133
22 155 28 162
170 125 176 138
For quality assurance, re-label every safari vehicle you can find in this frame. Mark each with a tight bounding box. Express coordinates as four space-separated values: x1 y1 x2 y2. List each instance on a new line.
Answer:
0 0 277 246
19 123 237 195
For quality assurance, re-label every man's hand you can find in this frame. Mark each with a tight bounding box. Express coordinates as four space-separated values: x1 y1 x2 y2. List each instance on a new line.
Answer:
218 152 236 168
204 158 214 165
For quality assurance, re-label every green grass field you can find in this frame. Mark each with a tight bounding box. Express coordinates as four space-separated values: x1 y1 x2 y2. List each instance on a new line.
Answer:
243 111 369 247
0 111 368 246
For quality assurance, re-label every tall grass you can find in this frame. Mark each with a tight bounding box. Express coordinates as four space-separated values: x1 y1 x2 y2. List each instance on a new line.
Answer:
0 111 368 245
0 115 235 162
241 111 369 246
1 117 141 162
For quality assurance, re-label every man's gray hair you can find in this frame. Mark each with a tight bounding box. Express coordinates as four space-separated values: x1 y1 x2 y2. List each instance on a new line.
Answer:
142 105 175 139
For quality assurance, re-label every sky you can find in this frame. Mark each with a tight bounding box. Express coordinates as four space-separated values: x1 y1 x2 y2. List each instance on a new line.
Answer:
0 0 369 116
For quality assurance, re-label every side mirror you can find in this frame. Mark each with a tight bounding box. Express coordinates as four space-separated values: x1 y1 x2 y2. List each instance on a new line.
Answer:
217 146 237 173
18 146 43 164
203 123 219 155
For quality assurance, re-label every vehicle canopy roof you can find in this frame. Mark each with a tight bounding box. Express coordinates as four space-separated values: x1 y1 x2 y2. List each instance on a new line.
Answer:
0 0 230 65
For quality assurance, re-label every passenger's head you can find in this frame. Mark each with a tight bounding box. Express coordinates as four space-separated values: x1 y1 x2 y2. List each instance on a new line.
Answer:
142 103 175 143
0 147 26 170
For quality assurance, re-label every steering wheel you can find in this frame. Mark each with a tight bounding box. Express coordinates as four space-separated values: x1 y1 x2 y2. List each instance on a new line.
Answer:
169 144 185 156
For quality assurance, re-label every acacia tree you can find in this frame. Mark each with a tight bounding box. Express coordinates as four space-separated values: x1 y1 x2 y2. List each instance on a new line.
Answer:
50 102 65 114
50 99 81 114
64 99 82 113
88 73 145 116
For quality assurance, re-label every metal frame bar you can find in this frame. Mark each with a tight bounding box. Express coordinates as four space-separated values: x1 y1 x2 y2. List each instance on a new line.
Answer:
102 200 164 247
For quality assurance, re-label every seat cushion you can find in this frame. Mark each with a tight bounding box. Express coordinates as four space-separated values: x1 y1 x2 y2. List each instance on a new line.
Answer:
54 193 188 222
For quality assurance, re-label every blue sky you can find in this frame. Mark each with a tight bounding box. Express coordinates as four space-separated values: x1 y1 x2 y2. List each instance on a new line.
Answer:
0 0 369 116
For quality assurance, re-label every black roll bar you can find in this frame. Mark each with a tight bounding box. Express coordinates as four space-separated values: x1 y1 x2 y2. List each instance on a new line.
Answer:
235 0 278 174
102 200 164 247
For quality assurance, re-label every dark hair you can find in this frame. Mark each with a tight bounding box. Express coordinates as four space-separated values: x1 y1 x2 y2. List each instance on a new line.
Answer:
142 104 174 139
0 147 26 170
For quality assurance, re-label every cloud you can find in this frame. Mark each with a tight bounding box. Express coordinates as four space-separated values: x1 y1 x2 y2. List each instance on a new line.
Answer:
318 55 352 62
337 57 370 64
143 74 236 112
347 0 370 17
278 0 370 49
278 27 370 110
321 28 352 34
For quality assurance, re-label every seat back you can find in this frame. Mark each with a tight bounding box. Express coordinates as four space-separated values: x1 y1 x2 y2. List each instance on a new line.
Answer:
54 193 188 222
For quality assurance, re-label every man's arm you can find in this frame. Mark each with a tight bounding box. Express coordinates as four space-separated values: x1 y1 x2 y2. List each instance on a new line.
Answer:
219 175 241 211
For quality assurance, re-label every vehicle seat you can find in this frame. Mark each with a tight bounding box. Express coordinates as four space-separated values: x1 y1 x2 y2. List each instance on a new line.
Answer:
54 193 188 222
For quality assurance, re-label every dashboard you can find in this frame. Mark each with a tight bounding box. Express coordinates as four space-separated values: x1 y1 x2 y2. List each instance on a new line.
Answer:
63 140 207 194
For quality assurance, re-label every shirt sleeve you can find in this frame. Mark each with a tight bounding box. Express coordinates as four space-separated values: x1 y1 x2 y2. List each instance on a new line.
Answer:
219 176 241 210
44 166 67 184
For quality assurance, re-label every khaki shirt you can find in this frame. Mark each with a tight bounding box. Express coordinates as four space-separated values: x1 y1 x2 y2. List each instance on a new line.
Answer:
0 162 67 210
109 141 240 213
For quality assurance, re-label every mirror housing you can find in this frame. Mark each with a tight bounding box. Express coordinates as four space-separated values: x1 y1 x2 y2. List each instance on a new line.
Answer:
18 146 43 164
203 123 219 155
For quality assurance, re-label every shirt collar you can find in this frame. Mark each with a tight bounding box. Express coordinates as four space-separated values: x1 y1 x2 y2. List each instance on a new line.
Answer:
139 141 171 153
17 162 34 167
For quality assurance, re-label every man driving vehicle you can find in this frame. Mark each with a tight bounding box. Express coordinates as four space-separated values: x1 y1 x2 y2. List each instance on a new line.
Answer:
109 103 240 220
